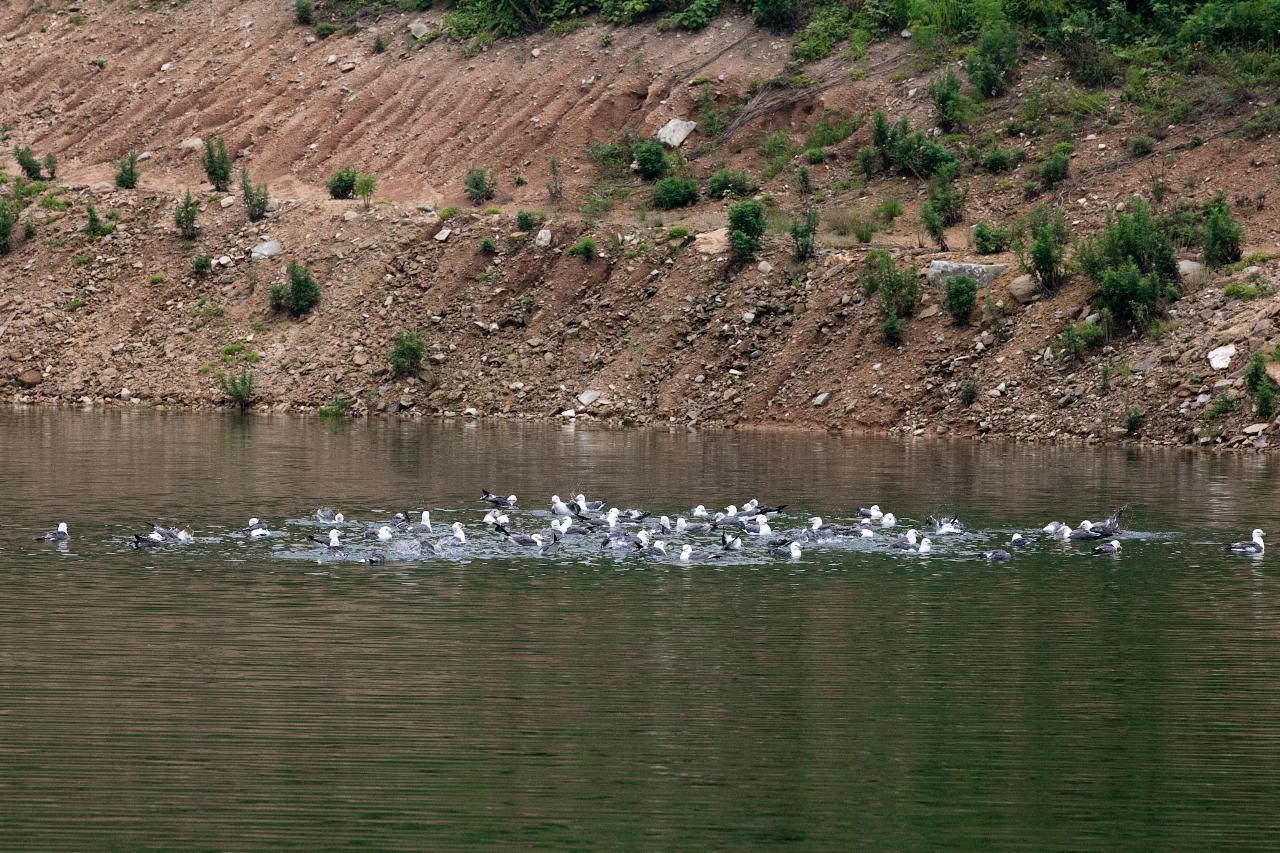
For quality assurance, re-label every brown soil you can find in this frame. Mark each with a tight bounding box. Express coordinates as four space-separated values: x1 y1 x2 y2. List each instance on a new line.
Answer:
3 1 1280 450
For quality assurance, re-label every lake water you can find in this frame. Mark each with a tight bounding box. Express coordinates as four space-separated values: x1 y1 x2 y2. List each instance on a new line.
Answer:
3 408 1280 850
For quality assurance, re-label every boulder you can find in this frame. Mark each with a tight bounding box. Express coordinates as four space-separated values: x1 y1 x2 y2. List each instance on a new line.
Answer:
16 368 42 388
251 240 282 260
1244 422 1270 435
1207 343 1236 370
408 20 430 38
1006 274 1040 304
577 389 602 407
812 392 830 407
656 118 697 148
434 227 451 242
177 137 203 152
1179 259 1207 285
694 228 730 255
535 228 552 248
925 260 1007 289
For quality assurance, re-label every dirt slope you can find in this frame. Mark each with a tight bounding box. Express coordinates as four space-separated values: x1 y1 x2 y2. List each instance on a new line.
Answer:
3 1 1280 450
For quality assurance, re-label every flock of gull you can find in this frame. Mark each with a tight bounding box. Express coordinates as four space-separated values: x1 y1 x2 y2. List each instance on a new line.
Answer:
32 491 1268 563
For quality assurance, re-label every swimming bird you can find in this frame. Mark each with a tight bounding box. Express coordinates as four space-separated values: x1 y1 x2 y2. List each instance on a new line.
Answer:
406 511 433 534
656 516 673 534
308 529 348 557
916 538 933 554
1068 520 1104 541
1087 507 1126 536
1227 529 1265 554
744 517 772 536
638 540 668 558
801 517 839 542
35 522 70 541
315 506 344 524
1042 521 1066 534
130 534 163 549
364 551 387 565
768 541 803 560
721 532 743 551
890 529 920 550
551 495 576 517
149 523 181 541
498 525 545 548
483 510 510 528
364 525 394 542
1009 533 1032 549
880 513 898 528
858 505 884 521
556 517 594 536
983 549 1012 561
245 518 271 538
1093 540 1121 555
427 523 468 554
744 499 788 516
927 516 965 535
678 544 717 563
575 494 605 514
617 508 651 522
711 512 746 529
481 489 517 508
176 529 194 543
690 504 709 518
678 517 713 534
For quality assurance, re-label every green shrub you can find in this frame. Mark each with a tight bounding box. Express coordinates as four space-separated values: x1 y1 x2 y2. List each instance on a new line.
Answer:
202 137 232 192
792 5 859 61
464 166 495 204
706 168 756 198
880 311 905 346
959 377 978 405
652 176 699 209
864 248 918 316
1077 198 1179 288
326 166 357 199
568 236 597 261
373 33 386 52
943 275 978 325
851 213 877 243
795 165 810 194
295 0 312 24
192 254 212 275
115 151 140 189
791 205 817 259
515 210 537 231
1022 206 1070 289
43 154 57 179
981 147 1018 173
728 199 766 260
174 189 199 239
1055 10 1113 87
1128 134 1155 156
1202 195 1243 269
355 172 376 207
240 169 269 222
1034 142 1072 189
479 236 497 254
805 148 825 164
219 367 254 413
1244 353 1269 394
973 222 1010 254
1095 262 1162 332
439 206 459 220
0 197 13 254
84 198 112 238
805 111 859 149
315 22 340 37
632 139 667 180
13 146 41 180
1125 406 1144 434
1055 321 1104 360
389 330 426 376
667 226 690 240
758 129 798 180
1203 393 1238 419
1257 381 1276 420
858 145 878 178
930 69 972 131
270 261 321 317
926 162 966 226
753 0 798 32
966 20 1020 97
922 201 947 250
867 110 958 178
1224 282 1261 300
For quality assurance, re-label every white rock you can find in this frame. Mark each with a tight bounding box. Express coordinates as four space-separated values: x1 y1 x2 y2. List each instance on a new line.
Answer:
757 260 773 274
340 63 356 73
1179 259 1207 284
694 228 730 255
160 62 172 72
342 210 359 221
656 118 698 148
1208 343 1236 370
218 255 232 267
742 312 755 325
220 196 235 208
177 137 203 151
535 228 552 248
434 228 451 242
560 409 577 418
577 389 601 406
251 240 282 260
1244 422 1270 435
812 392 830 407
326 54 337 65
925 260 1007 288
408 20 430 38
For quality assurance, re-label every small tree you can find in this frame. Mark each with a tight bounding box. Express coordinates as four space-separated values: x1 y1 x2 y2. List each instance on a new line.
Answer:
0 197 13 254
930 69 971 131
966 20 1020 98
1202 195 1243 269
43 153 57 179
1244 353 1269 394
728 199 766 261
174 189 199 239
1017 204 1070 292
568 237 597 261
326 166 357 199
652 176 698 209
219 366 254 413
240 168 269 222
13 146 41 180
464 166 495 204
114 151 140 189
1257 379 1276 420
791 205 817 260
922 202 948 251
546 156 564 203
202 136 232 192
294 0 313 25
354 172 376 208
85 198 111 238
389 330 426 376
269 261 321 317
943 275 978 325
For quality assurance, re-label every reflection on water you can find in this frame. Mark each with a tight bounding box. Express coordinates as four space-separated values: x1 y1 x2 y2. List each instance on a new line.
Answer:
2 408 1280 850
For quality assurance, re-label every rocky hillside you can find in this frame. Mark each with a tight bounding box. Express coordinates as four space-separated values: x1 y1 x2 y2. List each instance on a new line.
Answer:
3 0 1280 450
